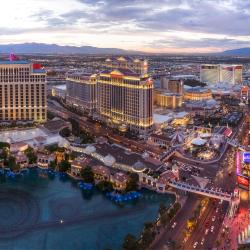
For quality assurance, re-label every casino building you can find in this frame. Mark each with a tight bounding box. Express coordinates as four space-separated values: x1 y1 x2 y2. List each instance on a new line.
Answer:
200 64 220 84
184 87 212 101
220 65 243 85
0 60 47 122
66 73 97 114
154 90 182 109
236 152 250 191
97 57 153 134
200 64 242 85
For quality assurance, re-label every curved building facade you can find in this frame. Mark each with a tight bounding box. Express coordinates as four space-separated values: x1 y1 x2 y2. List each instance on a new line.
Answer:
184 87 212 101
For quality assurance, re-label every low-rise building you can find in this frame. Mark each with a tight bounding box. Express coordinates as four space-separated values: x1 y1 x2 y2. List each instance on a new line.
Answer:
10 142 29 153
184 87 212 101
92 165 110 181
70 157 90 177
139 171 176 193
15 152 29 169
148 134 171 148
111 172 129 191
37 151 55 169
154 90 183 109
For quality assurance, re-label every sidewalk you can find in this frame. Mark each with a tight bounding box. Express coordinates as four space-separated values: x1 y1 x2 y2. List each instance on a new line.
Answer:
217 206 250 250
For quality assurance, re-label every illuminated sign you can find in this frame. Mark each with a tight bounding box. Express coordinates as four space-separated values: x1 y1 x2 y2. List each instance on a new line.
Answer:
237 175 249 188
243 152 250 163
33 63 41 70
110 74 123 79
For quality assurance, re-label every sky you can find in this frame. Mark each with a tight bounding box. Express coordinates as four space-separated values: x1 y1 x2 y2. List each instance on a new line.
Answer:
1 0 250 53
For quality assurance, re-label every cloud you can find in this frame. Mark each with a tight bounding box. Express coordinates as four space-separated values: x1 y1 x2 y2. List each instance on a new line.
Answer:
0 0 250 52
149 37 250 50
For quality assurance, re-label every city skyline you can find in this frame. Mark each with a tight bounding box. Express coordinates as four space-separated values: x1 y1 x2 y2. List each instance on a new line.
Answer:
1 0 250 53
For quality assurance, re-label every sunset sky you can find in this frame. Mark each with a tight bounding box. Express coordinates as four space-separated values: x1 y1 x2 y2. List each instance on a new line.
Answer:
1 0 250 53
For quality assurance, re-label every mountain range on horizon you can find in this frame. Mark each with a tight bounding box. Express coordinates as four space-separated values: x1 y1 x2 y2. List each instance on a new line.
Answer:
0 43 135 55
0 43 250 56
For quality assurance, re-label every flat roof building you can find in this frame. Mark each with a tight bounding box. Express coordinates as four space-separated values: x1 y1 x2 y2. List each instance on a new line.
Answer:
0 60 47 122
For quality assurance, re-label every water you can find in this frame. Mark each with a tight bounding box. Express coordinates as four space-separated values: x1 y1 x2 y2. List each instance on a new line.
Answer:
0 169 175 250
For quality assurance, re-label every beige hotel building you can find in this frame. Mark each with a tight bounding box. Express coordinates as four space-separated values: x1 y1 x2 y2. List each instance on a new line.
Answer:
0 61 47 122
98 57 153 134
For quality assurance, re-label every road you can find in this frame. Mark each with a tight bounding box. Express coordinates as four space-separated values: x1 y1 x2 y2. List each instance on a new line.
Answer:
184 144 237 249
152 194 201 250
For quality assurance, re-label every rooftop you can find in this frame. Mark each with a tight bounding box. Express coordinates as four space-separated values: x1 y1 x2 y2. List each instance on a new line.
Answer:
101 68 139 77
53 84 66 90
94 143 160 170
0 60 29 65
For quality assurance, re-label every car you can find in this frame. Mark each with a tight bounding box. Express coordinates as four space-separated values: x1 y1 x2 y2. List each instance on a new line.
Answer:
172 222 177 229
212 216 216 222
201 238 205 246
193 242 198 249
205 229 209 235
211 226 214 233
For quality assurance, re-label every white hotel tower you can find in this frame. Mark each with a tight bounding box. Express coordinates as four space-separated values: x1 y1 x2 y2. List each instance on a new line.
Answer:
0 60 47 122
200 64 242 85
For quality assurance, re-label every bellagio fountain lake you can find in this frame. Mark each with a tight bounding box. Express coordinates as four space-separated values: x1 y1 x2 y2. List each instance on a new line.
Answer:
0 168 174 250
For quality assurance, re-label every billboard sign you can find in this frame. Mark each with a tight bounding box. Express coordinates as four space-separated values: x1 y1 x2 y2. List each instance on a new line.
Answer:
237 175 249 190
243 152 250 164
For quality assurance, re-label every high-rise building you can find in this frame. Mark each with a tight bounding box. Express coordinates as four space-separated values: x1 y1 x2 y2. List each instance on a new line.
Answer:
97 58 153 134
66 73 97 114
105 56 148 76
161 78 184 95
220 65 242 84
200 64 220 84
200 64 242 84
0 60 47 122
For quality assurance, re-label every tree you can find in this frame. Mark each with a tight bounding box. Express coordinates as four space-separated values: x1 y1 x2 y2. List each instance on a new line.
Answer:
0 142 10 149
59 127 71 138
125 173 139 192
159 213 170 227
159 202 166 216
0 148 8 162
58 160 71 172
47 111 55 120
8 156 20 172
69 118 80 136
24 147 37 164
48 160 57 170
96 180 113 192
122 234 139 250
140 223 156 249
79 131 94 144
187 218 196 231
80 166 94 183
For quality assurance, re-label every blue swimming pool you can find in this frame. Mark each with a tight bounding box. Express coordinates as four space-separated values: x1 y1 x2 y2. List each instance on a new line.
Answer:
0 169 175 250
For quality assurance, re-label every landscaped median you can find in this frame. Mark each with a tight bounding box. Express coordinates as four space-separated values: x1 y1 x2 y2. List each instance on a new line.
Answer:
122 200 181 250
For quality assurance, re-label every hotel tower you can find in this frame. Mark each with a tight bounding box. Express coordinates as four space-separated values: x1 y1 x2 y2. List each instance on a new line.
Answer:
66 73 97 114
200 64 242 84
97 56 153 134
0 59 47 122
